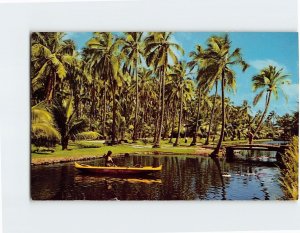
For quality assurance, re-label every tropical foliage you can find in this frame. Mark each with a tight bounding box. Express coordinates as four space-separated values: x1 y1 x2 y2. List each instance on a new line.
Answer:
30 32 296 155
280 136 299 200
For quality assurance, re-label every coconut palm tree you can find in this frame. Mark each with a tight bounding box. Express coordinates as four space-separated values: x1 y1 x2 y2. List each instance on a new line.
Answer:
119 32 144 141
31 32 74 103
188 45 207 146
168 62 194 146
51 96 87 150
85 32 123 144
252 65 290 137
31 103 60 148
201 34 249 157
144 32 184 147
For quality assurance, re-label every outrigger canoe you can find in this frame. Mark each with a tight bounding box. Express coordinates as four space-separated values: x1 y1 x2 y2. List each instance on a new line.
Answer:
74 162 162 175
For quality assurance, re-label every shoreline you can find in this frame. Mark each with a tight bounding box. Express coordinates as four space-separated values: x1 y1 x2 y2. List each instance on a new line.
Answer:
31 148 214 166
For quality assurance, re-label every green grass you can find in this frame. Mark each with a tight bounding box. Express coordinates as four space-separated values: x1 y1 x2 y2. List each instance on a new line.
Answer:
31 138 198 160
31 137 271 163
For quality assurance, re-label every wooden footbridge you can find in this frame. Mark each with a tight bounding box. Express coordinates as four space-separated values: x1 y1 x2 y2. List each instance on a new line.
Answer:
225 143 288 164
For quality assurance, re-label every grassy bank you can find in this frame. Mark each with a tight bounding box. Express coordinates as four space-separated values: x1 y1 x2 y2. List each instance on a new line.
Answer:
31 138 271 165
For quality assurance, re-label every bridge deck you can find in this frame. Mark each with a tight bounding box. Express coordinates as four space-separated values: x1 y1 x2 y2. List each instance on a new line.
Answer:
226 144 284 151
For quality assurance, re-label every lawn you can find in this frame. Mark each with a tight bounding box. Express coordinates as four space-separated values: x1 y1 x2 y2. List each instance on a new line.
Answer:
31 137 271 165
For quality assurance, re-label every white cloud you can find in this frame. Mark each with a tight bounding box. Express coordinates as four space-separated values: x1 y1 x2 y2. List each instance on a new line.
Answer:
281 83 299 99
249 59 287 71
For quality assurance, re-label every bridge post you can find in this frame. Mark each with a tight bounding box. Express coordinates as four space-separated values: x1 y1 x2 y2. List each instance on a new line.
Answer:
226 147 235 162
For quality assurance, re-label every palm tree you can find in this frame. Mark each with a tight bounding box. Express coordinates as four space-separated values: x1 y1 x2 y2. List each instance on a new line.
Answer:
201 34 249 157
31 33 73 103
205 82 218 145
52 96 87 150
188 45 206 146
169 62 194 146
144 32 184 147
31 103 60 148
252 65 290 137
119 32 144 141
86 32 123 144
188 44 220 145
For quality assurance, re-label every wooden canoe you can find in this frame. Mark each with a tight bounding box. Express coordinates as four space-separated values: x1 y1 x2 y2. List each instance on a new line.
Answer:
74 162 162 175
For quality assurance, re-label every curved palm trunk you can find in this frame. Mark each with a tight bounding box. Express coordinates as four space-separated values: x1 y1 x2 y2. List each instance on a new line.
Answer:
153 68 165 148
191 88 201 146
253 90 272 137
205 81 218 145
174 86 183 146
133 59 139 141
211 72 225 157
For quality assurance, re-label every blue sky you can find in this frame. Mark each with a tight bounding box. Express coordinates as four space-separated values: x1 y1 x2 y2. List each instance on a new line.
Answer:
64 32 299 116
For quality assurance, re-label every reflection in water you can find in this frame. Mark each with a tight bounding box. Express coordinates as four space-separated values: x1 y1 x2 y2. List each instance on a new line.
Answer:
211 157 226 200
31 154 286 200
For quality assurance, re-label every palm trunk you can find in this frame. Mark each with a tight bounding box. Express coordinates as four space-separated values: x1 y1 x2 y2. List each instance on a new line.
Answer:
102 82 107 140
162 109 170 139
169 102 177 143
46 72 56 103
211 72 225 157
111 87 117 144
153 71 162 144
205 81 218 145
174 86 183 146
61 136 69 150
133 58 139 141
253 90 272 137
153 68 165 148
191 88 201 146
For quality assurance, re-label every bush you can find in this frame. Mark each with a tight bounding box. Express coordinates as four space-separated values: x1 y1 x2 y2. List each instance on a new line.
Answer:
75 131 101 140
279 136 299 200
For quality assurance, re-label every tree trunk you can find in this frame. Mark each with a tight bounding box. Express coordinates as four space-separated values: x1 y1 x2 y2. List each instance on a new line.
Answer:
211 72 225 157
61 136 69 150
133 58 139 141
253 91 272 137
191 87 201 146
153 68 165 148
102 82 107 139
111 87 117 144
205 81 218 145
174 86 183 147
153 70 162 144
162 109 170 139
169 102 177 143
46 73 56 103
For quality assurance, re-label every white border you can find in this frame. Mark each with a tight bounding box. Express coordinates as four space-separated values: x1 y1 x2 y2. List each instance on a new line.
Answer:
0 1 299 233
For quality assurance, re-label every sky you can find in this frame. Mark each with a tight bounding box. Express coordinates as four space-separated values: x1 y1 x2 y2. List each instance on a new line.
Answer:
64 32 299 116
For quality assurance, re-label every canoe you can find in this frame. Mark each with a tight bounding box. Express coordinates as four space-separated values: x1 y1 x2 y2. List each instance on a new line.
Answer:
74 162 162 175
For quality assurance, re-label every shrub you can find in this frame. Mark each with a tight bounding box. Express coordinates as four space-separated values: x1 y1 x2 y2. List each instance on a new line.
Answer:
76 131 101 140
279 136 299 200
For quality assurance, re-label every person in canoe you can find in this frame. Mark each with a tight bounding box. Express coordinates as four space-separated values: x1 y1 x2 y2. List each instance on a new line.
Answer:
103 151 116 167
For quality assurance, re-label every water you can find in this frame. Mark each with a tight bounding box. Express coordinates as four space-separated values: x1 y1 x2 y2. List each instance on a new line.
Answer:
31 154 287 200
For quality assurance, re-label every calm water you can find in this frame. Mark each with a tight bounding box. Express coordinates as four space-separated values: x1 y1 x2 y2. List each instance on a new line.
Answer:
31 154 286 200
